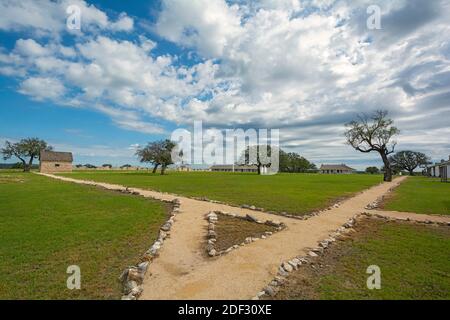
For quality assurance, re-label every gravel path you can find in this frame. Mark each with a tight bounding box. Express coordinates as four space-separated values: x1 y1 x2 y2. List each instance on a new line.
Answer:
37 173 449 299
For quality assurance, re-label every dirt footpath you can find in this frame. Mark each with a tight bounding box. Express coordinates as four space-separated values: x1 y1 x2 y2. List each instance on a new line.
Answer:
37 173 449 299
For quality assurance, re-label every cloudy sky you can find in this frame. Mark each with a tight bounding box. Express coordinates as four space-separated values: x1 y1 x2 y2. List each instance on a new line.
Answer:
0 0 449 169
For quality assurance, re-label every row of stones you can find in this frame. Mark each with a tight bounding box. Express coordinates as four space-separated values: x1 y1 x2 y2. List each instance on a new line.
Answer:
362 211 450 227
365 185 399 210
119 198 181 300
193 196 343 221
205 211 286 257
252 214 359 300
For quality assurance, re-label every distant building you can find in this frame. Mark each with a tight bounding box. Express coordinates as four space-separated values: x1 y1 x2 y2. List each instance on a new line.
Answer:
209 164 258 172
433 156 450 182
40 150 73 173
428 156 450 181
428 163 441 177
320 164 355 174
177 164 191 172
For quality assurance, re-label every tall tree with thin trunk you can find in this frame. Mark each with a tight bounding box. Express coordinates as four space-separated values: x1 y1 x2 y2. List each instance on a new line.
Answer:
1 138 52 172
345 110 399 182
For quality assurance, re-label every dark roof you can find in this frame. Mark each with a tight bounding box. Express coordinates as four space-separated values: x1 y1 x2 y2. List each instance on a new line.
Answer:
40 150 73 162
320 164 355 171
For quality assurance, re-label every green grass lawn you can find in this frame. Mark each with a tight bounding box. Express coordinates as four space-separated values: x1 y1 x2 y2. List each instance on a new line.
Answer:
273 220 450 300
382 176 450 215
59 171 382 215
0 171 169 299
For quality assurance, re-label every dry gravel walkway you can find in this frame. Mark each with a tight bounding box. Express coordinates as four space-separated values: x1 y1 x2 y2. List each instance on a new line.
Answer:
37 173 449 299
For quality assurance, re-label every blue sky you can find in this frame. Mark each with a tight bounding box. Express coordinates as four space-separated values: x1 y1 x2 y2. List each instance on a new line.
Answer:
0 0 449 169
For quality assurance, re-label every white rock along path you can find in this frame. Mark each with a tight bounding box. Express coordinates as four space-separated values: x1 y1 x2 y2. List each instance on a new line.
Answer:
37 173 449 299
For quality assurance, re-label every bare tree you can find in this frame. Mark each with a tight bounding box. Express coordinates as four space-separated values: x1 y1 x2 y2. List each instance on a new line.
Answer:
389 150 430 176
345 110 399 181
1 138 52 172
239 145 279 175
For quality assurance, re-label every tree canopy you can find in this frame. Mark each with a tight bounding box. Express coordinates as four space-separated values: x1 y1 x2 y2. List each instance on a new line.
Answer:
365 166 380 174
1 138 52 172
136 139 176 175
279 151 316 173
389 150 431 176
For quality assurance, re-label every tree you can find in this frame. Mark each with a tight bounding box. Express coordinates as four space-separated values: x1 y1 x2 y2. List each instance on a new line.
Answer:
279 150 316 173
136 139 176 175
239 145 279 175
136 141 161 173
365 166 380 174
102 164 112 168
388 151 431 176
345 110 399 182
1 138 52 172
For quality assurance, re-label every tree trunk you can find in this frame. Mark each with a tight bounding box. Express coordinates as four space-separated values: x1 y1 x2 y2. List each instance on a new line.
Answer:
380 151 392 182
22 159 30 172
26 157 34 172
161 165 166 175
257 164 261 175
409 170 414 176
152 164 159 174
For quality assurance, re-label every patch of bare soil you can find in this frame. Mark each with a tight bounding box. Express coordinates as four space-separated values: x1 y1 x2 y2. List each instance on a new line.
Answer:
0 175 25 184
213 214 278 252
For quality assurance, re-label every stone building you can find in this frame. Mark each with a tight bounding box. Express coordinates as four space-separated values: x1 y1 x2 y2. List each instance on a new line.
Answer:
39 150 73 173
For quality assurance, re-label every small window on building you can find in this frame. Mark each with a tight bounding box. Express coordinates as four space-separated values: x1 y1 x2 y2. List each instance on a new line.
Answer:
55 164 60 167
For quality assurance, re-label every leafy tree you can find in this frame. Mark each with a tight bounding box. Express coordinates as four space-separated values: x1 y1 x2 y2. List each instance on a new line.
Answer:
345 110 399 182
84 164 97 169
136 139 176 175
120 164 132 169
102 164 112 168
365 166 380 174
388 151 431 176
1 138 52 172
279 151 316 173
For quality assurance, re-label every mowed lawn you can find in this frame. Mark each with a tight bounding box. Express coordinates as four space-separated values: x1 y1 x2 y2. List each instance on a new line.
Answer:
273 220 450 300
383 177 450 215
0 171 169 299
60 171 382 215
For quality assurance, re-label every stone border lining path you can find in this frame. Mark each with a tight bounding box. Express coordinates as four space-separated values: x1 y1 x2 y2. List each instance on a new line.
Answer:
192 195 349 220
254 211 449 300
35 173 450 300
120 198 181 300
